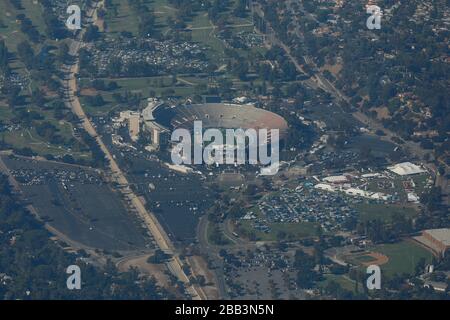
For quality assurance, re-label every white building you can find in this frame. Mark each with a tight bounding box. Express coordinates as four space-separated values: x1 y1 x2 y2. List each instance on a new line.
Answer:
387 162 426 176
115 111 141 142
314 183 336 192
323 175 349 184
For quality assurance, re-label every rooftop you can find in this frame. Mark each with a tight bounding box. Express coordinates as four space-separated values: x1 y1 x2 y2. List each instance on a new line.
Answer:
387 162 426 176
424 228 450 246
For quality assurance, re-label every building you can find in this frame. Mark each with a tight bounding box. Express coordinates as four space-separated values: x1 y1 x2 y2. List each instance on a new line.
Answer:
116 111 141 142
416 228 450 257
387 162 426 176
142 98 169 149
323 175 349 184
314 183 336 192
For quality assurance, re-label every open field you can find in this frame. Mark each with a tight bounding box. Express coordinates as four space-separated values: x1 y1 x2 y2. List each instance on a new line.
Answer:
0 1 43 54
105 0 177 36
345 134 398 157
0 1 83 158
355 203 418 222
318 274 357 293
337 239 434 277
105 0 140 36
372 240 434 276
341 240 433 277
79 75 208 115
0 104 91 159
0 0 52 78
238 220 318 242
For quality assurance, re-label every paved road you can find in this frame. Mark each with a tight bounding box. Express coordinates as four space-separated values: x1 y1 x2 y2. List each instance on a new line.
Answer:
62 0 206 300
196 216 229 298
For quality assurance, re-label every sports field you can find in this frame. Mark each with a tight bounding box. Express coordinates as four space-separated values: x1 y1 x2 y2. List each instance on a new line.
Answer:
372 240 434 276
343 240 434 277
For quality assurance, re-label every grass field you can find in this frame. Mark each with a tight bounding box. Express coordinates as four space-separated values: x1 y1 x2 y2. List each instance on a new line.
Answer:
0 0 36 82
105 0 177 36
318 274 357 293
190 26 227 64
0 1 40 53
355 203 418 222
79 74 210 115
0 2 83 157
206 222 231 246
1 125 89 160
105 0 142 36
1 102 91 159
372 240 433 276
0 105 13 121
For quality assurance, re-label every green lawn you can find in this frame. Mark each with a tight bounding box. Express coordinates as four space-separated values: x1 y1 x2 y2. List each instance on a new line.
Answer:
0 0 39 81
355 203 418 222
188 12 212 29
318 274 357 293
0 105 13 121
1 127 89 160
0 104 90 160
373 240 434 276
79 74 207 116
21 1 47 35
0 1 32 53
105 0 177 36
105 0 142 35
191 27 227 63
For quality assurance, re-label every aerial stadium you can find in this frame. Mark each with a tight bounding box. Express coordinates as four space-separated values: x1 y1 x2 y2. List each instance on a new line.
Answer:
144 102 289 148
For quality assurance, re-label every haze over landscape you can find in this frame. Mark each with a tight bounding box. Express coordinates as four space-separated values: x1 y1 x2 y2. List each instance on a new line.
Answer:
0 0 448 304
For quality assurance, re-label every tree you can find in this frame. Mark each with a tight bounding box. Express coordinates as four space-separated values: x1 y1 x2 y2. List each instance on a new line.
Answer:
16 41 35 69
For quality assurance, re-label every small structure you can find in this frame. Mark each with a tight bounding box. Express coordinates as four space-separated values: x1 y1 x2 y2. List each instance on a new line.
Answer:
314 183 336 192
323 175 349 184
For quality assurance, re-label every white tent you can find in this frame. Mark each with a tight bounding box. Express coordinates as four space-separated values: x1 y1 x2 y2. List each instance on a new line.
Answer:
387 162 426 176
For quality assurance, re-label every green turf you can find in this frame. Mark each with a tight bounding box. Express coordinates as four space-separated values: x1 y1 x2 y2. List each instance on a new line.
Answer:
355 203 418 222
1 128 89 160
373 240 434 276
318 274 357 293
105 0 176 36
105 0 140 36
79 74 207 116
